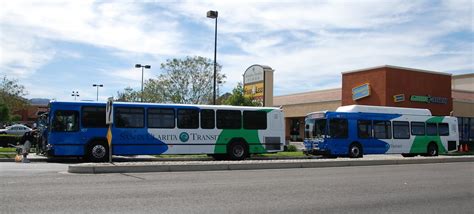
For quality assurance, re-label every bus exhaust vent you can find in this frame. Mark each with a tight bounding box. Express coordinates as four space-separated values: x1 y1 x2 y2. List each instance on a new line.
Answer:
264 137 281 150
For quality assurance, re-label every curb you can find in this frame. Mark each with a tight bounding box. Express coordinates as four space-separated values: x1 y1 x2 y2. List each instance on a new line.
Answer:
68 156 474 174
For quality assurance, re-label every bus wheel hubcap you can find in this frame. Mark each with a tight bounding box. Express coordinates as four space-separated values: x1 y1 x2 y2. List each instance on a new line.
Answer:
351 147 359 156
233 145 244 157
92 145 106 158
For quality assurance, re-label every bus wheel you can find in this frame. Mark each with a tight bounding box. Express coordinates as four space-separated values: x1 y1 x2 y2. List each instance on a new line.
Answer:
349 143 363 158
87 141 109 162
426 143 438 157
228 142 248 161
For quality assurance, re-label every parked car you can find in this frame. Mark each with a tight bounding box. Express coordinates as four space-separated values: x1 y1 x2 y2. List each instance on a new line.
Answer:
0 124 32 135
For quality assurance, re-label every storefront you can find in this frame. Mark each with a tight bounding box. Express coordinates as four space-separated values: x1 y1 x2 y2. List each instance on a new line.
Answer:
273 66 474 143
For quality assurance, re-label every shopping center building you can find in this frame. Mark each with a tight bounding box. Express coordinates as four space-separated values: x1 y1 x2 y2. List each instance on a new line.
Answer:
273 65 474 144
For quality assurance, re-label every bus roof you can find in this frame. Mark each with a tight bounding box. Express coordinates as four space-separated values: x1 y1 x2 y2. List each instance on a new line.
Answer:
49 100 280 111
335 105 432 116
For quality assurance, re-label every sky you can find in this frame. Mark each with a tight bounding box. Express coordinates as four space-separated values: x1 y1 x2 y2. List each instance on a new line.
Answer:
0 0 473 102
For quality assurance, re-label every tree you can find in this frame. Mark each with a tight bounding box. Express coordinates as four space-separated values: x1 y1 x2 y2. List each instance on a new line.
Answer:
115 87 140 102
0 75 28 122
116 56 225 104
222 83 260 106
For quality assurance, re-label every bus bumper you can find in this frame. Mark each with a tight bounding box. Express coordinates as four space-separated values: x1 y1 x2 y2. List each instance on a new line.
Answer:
304 149 332 156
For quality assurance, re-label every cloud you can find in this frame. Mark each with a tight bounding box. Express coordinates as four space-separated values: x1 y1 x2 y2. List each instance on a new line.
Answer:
0 0 472 100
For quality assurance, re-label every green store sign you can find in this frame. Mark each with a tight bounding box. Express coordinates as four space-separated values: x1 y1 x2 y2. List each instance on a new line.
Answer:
410 95 448 104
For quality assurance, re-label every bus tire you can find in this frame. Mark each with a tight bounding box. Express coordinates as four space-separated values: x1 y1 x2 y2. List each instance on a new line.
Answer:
227 141 248 161
86 141 109 162
426 142 438 157
349 143 363 158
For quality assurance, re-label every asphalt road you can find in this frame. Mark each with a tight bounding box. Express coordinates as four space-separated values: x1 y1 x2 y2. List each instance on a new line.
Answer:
0 162 473 214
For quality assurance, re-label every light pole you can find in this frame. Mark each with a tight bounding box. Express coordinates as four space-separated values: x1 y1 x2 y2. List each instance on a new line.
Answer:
92 84 103 101
207 10 218 105
135 64 151 102
71 91 79 101
217 80 222 104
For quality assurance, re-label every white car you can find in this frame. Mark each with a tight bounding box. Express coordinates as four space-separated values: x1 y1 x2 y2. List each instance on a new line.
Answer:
0 124 32 135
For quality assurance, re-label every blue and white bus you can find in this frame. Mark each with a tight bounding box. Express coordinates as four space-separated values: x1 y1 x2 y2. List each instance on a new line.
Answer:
42 101 284 161
304 105 459 158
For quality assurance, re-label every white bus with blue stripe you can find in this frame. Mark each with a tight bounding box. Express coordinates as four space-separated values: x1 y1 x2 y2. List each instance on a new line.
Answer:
304 105 459 158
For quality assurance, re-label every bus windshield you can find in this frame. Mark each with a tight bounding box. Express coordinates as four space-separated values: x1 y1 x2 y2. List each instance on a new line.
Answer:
305 118 327 139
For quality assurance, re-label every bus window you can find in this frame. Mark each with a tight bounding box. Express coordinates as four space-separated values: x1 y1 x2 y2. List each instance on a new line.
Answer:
243 111 267 130
393 121 410 139
374 121 391 139
52 110 79 132
200 109 215 129
216 110 241 129
177 109 199 129
426 123 438 136
82 106 106 128
115 107 144 128
148 108 175 128
438 123 449 136
411 122 425 136
329 118 348 138
357 120 372 138
313 119 327 138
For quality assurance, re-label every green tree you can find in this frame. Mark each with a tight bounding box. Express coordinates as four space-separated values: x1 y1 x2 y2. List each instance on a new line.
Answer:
0 104 10 122
0 75 28 122
223 83 260 106
115 86 140 102
116 56 225 104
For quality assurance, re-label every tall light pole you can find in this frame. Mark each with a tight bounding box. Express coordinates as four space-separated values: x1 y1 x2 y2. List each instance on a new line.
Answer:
207 10 218 105
71 91 79 101
92 84 103 101
135 64 151 102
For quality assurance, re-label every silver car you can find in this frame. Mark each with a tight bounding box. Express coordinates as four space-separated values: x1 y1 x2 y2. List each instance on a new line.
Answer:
0 124 32 135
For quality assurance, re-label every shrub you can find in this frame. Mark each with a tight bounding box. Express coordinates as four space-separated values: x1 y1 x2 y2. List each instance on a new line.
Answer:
0 135 22 147
285 145 298 152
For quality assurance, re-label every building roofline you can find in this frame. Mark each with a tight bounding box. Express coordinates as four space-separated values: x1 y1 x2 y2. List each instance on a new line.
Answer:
274 87 341 98
452 73 474 78
341 65 452 76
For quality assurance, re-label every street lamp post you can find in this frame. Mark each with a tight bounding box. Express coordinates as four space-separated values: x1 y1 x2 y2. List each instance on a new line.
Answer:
71 91 79 101
135 64 151 102
92 84 103 101
207 10 218 105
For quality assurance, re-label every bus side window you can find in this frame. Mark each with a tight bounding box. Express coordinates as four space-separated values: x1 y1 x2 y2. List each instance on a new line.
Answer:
393 121 410 139
115 107 144 128
438 123 449 136
177 109 199 129
82 106 106 128
148 108 175 129
410 122 425 136
357 120 372 138
243 111 267 130
216 110 241 129
200 109 215 129
426 123 438 136
374 121 391 139
329 118 348 139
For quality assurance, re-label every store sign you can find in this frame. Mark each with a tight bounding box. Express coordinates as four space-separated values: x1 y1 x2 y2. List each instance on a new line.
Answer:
244 82 264 99
410 95 448 104
352 83 370 100
243 65 264 84
393 94 405 103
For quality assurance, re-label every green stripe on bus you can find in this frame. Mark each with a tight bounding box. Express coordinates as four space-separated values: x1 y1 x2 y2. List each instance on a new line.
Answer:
410 116 447 154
